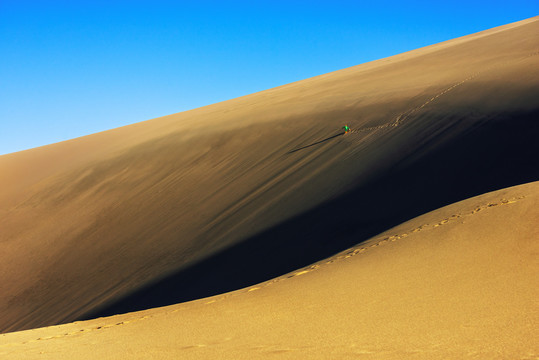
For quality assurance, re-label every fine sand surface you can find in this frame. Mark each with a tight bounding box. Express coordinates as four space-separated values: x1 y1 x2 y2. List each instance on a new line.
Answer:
0 15 538 357
0 182 537 359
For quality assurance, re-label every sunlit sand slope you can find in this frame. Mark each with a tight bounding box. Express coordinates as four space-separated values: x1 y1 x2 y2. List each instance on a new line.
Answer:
1 182 537 359
0 17 538 332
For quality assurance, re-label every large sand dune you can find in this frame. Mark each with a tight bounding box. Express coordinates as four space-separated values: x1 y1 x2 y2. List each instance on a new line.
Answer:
0 15 538 356
1 182 537 358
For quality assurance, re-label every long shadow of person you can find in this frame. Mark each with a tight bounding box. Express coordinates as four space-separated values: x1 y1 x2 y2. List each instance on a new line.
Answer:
287 132 345 154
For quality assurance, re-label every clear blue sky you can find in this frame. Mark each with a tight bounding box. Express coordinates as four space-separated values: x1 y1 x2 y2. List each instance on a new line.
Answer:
1 1 537 155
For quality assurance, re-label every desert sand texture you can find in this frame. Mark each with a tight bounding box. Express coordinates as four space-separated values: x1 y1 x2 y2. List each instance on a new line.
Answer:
0 14 537 355
0 182 537 359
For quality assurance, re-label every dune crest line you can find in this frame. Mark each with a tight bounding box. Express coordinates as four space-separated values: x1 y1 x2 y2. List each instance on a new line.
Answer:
259 195 526 281
0 194 525 349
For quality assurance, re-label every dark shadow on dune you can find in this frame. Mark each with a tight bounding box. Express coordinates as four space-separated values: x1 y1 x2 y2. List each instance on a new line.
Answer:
287 132 345 153
81 111 539 320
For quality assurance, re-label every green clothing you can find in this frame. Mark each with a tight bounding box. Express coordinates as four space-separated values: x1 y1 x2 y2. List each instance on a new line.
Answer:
343 125 350 132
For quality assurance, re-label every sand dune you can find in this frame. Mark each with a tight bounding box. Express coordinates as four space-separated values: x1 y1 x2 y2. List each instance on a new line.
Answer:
0 15 538 357
0 182 537 359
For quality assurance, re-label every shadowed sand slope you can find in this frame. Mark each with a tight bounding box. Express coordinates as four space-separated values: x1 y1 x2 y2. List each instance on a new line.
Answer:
0 17 538 333
0 182 537 359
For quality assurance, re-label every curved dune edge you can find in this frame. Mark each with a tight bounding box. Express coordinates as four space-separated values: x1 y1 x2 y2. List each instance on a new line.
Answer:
1 181 537 359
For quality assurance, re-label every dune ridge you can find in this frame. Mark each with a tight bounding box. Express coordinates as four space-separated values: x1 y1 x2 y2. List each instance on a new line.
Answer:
0 181 537 358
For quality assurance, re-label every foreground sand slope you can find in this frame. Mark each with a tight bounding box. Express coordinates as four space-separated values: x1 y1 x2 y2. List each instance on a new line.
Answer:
1 182 537 359
0 17 538 332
